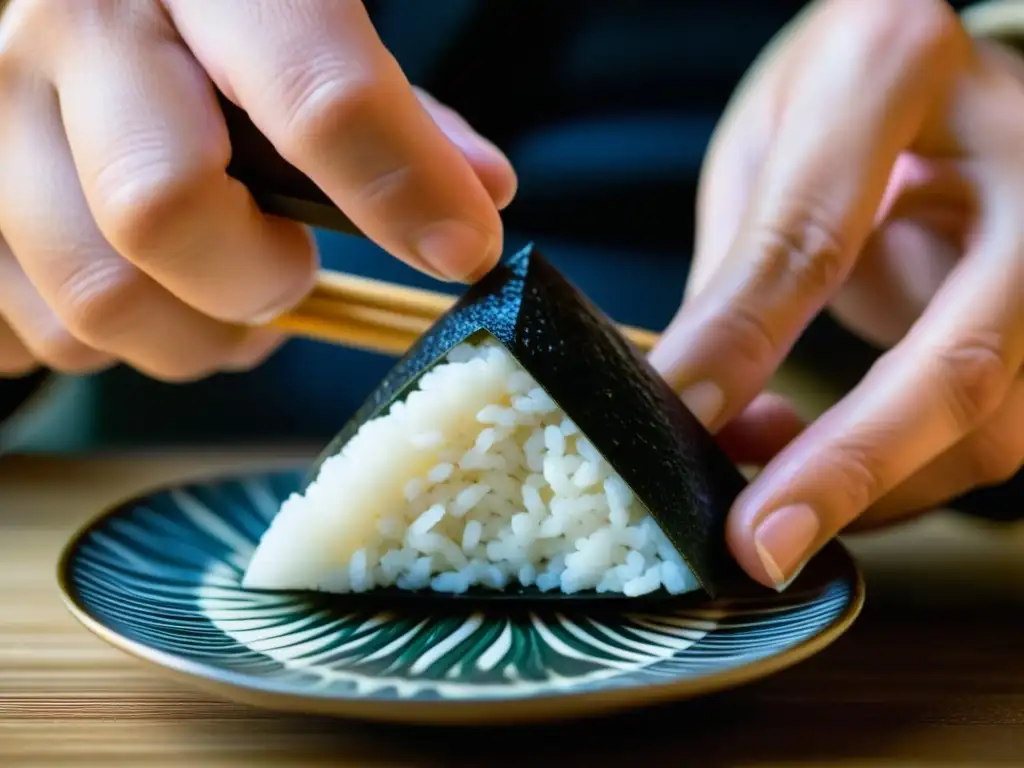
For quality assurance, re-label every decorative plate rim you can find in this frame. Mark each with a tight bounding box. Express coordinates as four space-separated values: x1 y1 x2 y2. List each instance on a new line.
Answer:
55 467 866 725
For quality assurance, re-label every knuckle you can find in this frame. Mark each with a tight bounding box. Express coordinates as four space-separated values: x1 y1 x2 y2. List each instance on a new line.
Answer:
751 207 849 298
93 159 221 257
9 0 154 38
707 302 781 375
816 434 891 515
932 337 1010 432
1 0 87 69
965 428 1024 487
273 61 389 158
354 162 416 212
56 260 151 344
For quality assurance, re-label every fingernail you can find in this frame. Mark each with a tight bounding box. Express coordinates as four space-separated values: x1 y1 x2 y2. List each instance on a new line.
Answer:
753 504 821 591
678 381 725 428
414 220 499 282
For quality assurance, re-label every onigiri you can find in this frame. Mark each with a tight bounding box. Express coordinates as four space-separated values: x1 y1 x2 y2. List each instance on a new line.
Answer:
242 339 699 597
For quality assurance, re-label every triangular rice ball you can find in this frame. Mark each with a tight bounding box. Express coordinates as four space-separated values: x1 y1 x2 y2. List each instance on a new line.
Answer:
243 245 747 598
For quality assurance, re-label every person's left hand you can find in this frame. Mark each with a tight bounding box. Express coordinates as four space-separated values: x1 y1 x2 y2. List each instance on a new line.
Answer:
649 0 1024 590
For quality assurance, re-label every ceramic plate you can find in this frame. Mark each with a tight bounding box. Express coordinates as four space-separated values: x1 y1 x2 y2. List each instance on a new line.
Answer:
58 468 864 725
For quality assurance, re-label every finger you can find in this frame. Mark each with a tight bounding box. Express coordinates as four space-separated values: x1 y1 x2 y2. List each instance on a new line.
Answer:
50 6 317 326
0 236 111 375
681 118 763 308
727 221 1024 589
167 0 502 282
851 375 1024 530
0 75 281 381
0 239 39 376
0 236 39 377
0 317 36 378
714 393 806 466
414 88 517 210
828 154 965 348
649 0 967 431
683 13 799 304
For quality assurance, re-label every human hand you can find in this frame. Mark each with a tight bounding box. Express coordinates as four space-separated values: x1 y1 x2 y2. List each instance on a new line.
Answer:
649 0 1024 590
0 0 515 381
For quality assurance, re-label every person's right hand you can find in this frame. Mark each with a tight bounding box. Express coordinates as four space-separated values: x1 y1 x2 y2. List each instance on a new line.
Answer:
0 0 516 381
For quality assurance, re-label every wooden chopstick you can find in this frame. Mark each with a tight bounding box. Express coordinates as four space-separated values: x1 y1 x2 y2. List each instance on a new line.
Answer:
272 270 662 357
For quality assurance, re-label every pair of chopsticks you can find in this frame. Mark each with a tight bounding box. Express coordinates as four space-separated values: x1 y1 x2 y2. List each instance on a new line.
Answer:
271 270 662 357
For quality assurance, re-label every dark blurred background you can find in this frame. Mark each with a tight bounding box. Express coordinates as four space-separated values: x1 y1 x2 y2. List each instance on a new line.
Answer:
1 0 977 452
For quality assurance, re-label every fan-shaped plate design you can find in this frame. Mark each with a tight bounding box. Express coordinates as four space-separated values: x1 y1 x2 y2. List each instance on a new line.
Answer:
58 468 864 724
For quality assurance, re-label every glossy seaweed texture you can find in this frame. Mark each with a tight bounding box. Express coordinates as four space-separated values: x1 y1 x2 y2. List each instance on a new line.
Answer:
308 244 749 597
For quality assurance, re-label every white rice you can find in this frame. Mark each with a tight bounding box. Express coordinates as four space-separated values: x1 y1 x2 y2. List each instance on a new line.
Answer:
243 340 699 596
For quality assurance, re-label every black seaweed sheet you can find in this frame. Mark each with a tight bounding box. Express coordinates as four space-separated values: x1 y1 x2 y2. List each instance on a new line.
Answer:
308 244 749 598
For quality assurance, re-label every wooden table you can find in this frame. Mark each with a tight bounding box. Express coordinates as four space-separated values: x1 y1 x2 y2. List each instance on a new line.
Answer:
3 452 1024 766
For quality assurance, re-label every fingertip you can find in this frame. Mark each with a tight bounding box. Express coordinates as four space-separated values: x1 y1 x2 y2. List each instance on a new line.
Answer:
725 504 780 590
475 154 518 211
412 217 501 284
416 89 518 210
223 326 288 371
727 493 826 592
241 215 320 324
455 139 517 210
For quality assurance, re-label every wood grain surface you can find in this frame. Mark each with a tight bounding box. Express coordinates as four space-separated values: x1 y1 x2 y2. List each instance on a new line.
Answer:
3 452 1024 767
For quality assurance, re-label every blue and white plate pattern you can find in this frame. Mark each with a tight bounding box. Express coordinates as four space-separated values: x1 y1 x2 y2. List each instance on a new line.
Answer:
58 469 864 723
